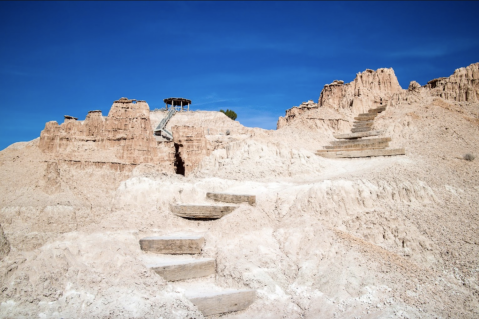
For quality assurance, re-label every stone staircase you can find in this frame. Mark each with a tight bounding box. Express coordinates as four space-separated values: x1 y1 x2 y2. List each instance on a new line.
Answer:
154 108 176 140
317 102 405 158
351 106 386 133
139 192 257 316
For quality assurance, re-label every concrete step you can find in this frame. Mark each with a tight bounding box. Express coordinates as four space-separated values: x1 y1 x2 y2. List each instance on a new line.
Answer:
144 257 215 281
331 137 391 146
317 148 406 158
353 122 374 128
351 125 379 132
206 192 256 206
333 131 383 139
358 112 378 117
352 127 374 132
352 126 374 131
140 234 205 254
354 115 377 121
353 120 374 125
317 146 385 154
324 141 389 150
368 107 386 114
172 204 238 219
351 127 372 133
179 283 256 316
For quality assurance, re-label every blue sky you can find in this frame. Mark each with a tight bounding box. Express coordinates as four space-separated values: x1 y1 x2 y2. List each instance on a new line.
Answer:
1 1 478 150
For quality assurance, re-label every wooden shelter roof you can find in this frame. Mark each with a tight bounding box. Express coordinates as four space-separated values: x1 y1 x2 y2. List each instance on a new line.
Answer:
164 97 191 106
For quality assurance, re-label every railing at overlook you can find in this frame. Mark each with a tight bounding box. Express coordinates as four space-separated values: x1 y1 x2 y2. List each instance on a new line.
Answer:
154 108 176 140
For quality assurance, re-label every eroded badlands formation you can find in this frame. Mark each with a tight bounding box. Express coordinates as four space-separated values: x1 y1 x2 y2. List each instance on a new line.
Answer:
0 63 478 318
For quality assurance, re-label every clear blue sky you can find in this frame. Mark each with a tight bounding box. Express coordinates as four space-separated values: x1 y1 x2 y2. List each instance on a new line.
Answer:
1 1 478 150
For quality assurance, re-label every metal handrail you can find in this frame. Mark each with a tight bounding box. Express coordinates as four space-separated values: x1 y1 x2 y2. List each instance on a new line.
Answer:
154 108 176 140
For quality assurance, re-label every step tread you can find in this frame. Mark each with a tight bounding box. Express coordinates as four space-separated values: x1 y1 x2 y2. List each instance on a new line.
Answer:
143 257 215 267
140 234 205 254
354 116 375 122
331 137 391 146
178 283 256 316
333 131 383 139
144 257 215 281
355 114 377 118
317 146 385 153
353 123 374 128
142 234 204 240
324 142 389 150
368 107 386 113
317 148 406 158
172 204 238 219
351 128 372 133
206 192 256 206
353 120 374 124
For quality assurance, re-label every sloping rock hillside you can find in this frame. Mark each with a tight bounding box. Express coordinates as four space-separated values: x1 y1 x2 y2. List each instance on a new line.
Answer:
0 63 478 318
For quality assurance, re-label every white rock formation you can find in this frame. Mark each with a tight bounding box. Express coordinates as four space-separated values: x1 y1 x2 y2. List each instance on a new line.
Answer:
1 63 479 318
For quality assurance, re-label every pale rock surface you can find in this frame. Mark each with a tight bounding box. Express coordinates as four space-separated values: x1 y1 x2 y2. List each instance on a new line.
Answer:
150 110 252 136
172 126 212 177
39 97 175 171
1 63 479 318
277 67 402 133
408 80 422 92
424 62 479 102
319 67 402 114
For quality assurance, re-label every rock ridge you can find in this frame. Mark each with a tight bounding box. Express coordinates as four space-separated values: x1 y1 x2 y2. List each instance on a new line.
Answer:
39 98 175 172
277 63 479 132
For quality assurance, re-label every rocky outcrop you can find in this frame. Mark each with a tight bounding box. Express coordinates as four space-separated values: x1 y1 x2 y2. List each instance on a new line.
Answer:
38 99 255 176
276 105 350 132
39 98 175 172
278 68 401 131
150 110 251 136
298 100 318 108
277 63 479 133
172 126 212 176
318 68 402 113
424 62 479 102
408 81 422 92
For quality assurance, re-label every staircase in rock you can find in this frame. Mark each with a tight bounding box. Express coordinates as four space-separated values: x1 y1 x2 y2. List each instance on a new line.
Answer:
317 101 405 158
154 108 176 140
139 192 257 316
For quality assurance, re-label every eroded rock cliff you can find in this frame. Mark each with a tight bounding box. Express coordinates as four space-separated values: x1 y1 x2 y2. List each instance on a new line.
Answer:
277 63 479 135
277 68 401 131
424 62 479 102
319 68 401 112
39 97 175 172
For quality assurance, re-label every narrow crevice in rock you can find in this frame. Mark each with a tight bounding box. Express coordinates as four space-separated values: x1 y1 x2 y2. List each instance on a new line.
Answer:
174 143 185 176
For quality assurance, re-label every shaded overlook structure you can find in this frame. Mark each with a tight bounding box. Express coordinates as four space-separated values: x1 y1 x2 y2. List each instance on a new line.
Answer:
164 97 191 112
154 97 192 141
